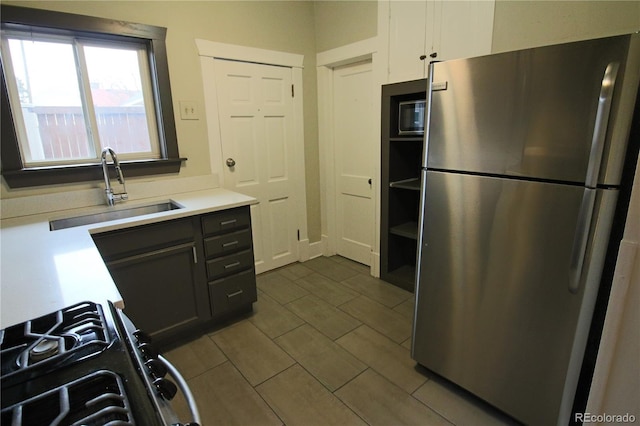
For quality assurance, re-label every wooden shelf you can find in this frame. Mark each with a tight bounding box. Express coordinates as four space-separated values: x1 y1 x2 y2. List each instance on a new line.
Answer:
389 136 424 142
389 177 421 190
390 221 418 240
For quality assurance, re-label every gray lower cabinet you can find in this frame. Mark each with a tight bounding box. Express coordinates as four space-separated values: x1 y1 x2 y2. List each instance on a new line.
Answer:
201 207 257 317
92 217 208 348
92 206 257 348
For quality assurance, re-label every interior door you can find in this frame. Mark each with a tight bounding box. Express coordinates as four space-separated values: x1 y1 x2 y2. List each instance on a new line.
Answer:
332 60 375 266
213 59 297 274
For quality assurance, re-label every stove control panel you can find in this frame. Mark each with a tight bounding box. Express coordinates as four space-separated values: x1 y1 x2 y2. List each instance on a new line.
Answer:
131 328 178 401
119 309 201 424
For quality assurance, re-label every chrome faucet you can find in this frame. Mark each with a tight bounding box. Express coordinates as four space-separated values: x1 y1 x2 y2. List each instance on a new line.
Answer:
101 147 128 206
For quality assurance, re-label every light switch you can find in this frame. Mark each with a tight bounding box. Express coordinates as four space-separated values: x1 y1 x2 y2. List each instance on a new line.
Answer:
179 100 199 120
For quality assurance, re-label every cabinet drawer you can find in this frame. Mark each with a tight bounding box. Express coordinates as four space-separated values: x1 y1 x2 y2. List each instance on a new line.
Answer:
201 207 250 236
204 229 252 258
93 218 195 261
206 250 254 280
209 269 257 316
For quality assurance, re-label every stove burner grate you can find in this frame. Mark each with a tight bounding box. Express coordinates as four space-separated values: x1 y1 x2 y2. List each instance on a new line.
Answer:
1 370 136 425
0 302 111 381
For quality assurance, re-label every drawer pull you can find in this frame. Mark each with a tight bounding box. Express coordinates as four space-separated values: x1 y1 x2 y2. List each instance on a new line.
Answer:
222 241 239 248
227 289 244 299
220 219 237 226
224 261 241 269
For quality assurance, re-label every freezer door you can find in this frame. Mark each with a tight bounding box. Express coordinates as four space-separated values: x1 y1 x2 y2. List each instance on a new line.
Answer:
426 35 632 184
412 171 615 425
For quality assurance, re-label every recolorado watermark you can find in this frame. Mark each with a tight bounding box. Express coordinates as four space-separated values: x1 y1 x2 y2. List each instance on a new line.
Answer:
575 412 637 423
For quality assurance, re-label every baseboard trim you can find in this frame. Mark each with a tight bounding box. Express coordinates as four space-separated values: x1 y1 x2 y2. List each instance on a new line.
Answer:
370 252 380 277
308 239 324 260
298 239 310 262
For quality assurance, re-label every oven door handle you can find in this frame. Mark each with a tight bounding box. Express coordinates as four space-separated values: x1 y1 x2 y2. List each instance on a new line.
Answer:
158 354 202 425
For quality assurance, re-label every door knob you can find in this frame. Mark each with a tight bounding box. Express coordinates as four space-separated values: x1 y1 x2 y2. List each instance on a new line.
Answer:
226 158 236 168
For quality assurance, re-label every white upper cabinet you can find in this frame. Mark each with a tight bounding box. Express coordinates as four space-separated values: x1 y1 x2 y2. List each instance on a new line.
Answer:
383 0 495 83
387 1 429 84
435 1 495 61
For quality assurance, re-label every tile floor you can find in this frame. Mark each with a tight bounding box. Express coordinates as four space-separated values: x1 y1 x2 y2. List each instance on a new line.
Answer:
165 256 517 426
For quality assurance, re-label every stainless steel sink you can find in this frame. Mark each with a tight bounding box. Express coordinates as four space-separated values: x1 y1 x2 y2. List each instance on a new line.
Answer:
49 201 183 231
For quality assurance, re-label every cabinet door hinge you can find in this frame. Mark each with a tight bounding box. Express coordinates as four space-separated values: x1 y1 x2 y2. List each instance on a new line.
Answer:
291 84 295 98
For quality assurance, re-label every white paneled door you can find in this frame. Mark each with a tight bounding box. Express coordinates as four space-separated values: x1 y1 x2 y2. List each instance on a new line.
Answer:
333 60 375 265
214 59 298 274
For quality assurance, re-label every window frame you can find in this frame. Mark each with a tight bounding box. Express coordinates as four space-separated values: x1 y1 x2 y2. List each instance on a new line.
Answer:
1 5 185 188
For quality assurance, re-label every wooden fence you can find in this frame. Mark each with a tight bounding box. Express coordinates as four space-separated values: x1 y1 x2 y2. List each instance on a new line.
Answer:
32 106 151 160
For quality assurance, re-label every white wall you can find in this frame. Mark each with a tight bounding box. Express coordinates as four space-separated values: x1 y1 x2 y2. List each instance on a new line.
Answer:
313 1 377 53
492 0 640 52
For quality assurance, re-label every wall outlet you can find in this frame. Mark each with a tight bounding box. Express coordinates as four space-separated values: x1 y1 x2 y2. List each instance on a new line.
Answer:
179 100 199 120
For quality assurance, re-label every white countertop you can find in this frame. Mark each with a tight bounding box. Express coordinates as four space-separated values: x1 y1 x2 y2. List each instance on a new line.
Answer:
0 188 256 329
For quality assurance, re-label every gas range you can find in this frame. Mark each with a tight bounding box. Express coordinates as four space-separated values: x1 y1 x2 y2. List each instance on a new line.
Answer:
0 301 200 425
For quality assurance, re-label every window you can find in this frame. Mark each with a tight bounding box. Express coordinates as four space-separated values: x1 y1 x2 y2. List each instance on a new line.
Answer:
4 35 160 165
1 6 184 188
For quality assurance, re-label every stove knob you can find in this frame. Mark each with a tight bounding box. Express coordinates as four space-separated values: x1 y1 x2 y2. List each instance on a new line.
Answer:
154 377 178 400
145 358 168 378
139 343 158 359
133 329 152 344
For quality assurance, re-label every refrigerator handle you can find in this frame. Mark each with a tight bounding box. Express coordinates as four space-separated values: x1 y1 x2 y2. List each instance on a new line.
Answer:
421 62 436 169
569 63 619 294
569 189 597 293
584 62 620 188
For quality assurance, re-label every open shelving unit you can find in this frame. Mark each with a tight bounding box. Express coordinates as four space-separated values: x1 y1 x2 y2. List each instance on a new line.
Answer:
389 178 421 190
380 78 427 292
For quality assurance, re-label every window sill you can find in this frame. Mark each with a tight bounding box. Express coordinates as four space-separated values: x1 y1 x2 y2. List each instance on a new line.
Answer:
2 157 187 189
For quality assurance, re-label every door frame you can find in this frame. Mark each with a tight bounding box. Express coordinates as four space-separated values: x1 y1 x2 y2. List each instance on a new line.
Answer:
316 37 382 276
197 39 310 262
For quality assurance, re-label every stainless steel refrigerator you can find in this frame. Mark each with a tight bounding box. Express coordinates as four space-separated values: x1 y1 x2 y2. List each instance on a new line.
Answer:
412 34 640 426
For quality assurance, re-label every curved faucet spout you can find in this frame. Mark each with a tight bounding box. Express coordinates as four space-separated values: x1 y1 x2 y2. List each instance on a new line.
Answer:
101 147 128 206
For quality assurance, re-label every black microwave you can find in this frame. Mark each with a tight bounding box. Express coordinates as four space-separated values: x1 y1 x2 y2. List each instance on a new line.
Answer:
398 100 426 135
